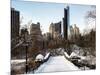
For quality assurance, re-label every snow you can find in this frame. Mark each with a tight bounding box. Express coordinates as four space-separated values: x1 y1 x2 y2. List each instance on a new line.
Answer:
64 52 70 58
80 66 90 70
34 56 79 73
11 59 26 64
12 63 25 70
69 52 86 60
35 54 44 61
70 52 78 58
79 56 86 60
84 55 96 65
11 59 26 70
44 53 50 60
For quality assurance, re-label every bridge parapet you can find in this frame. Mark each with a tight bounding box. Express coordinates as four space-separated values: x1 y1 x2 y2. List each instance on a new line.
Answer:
63 52 70 61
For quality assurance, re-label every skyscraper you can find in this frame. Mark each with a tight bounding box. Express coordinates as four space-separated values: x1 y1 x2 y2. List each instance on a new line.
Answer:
30 22 43 55
11 8 20 40
70 26 74 41
49 21 61 39
73 24 80 39
30 22 41 36
63 6 69 40
69 24 80 42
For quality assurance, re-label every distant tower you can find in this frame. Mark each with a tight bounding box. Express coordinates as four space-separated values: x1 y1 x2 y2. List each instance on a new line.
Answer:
30 22 41 36
49 21 61 39
73 24 80 39
49 23 54 38
70 26 74 41
63 6 69 40
69 24 80 42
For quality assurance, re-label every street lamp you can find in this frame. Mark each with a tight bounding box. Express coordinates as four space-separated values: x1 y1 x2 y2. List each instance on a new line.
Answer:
23 41 29 74
22 28 29 74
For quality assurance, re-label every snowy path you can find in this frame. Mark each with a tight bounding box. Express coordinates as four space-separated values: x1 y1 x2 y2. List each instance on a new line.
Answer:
35 56 79 73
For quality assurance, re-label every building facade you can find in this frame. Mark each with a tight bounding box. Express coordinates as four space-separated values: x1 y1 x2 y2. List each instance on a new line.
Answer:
30 22 43 57
73 24 80 39
70 24 80 42
30 22 42 37
43 32 52 41
11 8 20 40
49 21 61 39
69 26 74 41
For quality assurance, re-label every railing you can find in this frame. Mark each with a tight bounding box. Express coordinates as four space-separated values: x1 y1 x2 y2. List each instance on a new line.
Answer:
43 53 51 62
63 52 70 61
35 52 51 63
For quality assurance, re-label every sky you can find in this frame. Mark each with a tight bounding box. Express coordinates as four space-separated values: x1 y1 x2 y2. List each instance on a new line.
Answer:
11 0 95 34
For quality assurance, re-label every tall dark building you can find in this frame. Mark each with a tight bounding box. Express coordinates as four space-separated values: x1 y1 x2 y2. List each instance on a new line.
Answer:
63 6 69 40
11 8 20 40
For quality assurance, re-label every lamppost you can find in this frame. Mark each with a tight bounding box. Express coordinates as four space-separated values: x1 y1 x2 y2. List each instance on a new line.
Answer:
22 28 29 74
23 40 29 74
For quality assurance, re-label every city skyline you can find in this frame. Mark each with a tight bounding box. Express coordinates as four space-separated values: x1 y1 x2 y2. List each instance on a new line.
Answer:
11 1 96 74
12 0 95 34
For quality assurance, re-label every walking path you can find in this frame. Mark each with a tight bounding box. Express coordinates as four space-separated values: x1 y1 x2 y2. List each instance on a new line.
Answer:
35 56 79 73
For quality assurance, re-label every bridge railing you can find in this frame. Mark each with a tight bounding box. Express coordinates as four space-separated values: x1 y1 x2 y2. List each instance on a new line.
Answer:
43 52 51 62
35 52 51 64
63 52 70 60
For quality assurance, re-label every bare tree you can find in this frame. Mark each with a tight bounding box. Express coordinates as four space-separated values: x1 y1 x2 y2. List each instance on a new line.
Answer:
85 6 96 29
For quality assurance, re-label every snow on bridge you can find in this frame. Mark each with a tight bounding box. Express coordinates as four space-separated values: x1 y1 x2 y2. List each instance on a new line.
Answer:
34 56 80 73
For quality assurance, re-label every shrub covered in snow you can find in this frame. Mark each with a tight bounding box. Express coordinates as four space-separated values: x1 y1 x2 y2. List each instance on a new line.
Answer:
35 54 44 62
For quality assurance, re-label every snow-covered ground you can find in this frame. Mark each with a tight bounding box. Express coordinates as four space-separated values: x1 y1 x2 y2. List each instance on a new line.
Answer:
11 59 26 64
11 59 26 70
34 56 79 73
